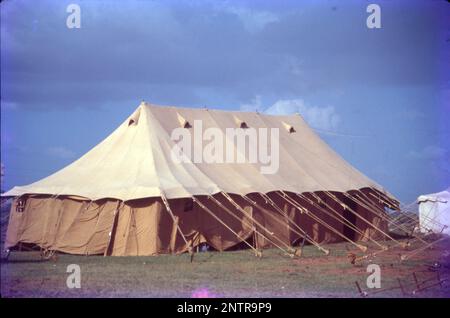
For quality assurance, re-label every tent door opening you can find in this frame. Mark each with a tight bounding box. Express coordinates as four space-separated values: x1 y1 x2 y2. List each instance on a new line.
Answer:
343 196 357 241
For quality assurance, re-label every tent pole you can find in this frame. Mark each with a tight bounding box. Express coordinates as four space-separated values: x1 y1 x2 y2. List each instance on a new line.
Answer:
357 190 435 232
388 194 445 231
347 192 429 245
370 188 400 209
213 194 297 255
365 188 399 210
368 190 423 224
357 191 444 244
359 190 426 227
306 192 385 248
322 191 406 247
276 191 368 253
241 193 329 255
193 197 262 257
258 193 330 255
397 212 444 232
354 192 423 232
208 194 294 257
355 191 418 227
301 192 387 250
352 196 440 258
161 193 192 256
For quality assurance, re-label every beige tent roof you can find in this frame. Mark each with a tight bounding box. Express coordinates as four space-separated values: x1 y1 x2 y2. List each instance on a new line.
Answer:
3 102 388 201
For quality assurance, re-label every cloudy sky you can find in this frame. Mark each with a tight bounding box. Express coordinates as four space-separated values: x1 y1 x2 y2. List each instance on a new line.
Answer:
1 0 449 203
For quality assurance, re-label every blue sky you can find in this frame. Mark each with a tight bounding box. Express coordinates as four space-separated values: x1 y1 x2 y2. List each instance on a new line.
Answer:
1 0 449 203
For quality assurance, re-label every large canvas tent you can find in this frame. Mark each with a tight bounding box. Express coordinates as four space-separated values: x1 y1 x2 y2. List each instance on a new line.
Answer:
3 102 399 256
417 189 450 235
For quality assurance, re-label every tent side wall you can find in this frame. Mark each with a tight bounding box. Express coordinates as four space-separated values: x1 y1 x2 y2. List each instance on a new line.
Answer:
5 195 257 256
94 195 257 255
5 189 391 256
5 196 119 254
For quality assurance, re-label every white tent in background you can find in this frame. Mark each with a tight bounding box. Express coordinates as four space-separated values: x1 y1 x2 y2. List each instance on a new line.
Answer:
417 188 450 235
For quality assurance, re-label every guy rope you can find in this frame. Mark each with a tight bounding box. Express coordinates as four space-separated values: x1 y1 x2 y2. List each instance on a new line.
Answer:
302 192 387 250
239 193 329 255
322 191 406 248
193 196 262 257
345 192 429 245
161 193 193 256
257 192 329 254
207 194 295 257
353 191 445 256
400 237 448 261
276 191 368 252
357 190 427 229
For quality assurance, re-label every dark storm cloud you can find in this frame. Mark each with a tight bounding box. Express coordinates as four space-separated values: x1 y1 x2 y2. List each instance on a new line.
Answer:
2 0 443 110
1 0 286 109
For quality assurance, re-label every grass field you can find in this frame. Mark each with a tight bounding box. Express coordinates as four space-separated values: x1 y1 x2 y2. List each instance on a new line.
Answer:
1 238 449 298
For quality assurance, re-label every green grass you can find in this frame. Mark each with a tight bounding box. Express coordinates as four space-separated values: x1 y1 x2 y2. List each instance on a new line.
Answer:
1 239 449 298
